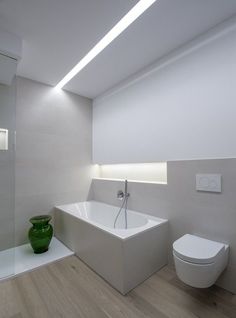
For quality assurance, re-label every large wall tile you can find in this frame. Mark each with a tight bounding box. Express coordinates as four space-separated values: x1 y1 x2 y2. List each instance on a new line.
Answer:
15 77 92 245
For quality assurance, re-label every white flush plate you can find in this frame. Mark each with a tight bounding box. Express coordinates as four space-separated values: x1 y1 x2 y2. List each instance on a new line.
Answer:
196 174 221 193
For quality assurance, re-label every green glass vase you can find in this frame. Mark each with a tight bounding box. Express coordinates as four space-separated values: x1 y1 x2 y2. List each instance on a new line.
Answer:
28 215 53 254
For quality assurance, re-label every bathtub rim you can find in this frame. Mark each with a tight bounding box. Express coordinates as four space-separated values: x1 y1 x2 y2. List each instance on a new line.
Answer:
55 200 168 241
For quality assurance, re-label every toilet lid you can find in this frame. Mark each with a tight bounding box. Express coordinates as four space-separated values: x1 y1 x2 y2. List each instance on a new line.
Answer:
173 234 225 264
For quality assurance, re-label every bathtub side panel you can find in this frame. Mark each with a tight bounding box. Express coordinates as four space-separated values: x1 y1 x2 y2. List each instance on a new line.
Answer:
123 222 169 294
54 209 125 293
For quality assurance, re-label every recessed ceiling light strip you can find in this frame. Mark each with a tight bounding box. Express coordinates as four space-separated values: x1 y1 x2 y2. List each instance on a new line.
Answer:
55 0 157 89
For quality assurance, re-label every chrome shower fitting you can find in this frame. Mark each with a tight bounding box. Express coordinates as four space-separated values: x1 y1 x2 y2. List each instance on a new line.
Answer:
114 180 130 229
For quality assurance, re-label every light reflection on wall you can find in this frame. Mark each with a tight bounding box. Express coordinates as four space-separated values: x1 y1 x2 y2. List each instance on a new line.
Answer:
93 162 167 184
0 129 8 150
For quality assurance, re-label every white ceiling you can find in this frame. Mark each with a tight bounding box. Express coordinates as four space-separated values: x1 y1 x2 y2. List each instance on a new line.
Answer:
0 0 236 99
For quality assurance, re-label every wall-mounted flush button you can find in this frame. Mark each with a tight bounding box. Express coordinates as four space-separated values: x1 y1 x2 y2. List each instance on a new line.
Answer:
196 174 221 193
0 129 8 150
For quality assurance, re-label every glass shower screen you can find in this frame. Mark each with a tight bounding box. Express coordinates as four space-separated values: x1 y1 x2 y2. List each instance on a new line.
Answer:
0 79 16 279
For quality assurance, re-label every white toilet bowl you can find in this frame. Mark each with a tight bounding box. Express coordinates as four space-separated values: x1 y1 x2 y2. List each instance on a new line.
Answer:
173 234 229 288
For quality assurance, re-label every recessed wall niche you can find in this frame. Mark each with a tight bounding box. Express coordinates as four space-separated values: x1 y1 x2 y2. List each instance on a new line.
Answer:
93 162 167 184
0 128 8 150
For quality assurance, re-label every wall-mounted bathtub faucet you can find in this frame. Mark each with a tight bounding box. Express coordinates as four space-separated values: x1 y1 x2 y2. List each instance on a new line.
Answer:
117 190 125 200
117 180 130 200
114 180 130 229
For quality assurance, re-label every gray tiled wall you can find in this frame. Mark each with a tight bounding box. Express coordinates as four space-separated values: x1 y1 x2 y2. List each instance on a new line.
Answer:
15 77 93 245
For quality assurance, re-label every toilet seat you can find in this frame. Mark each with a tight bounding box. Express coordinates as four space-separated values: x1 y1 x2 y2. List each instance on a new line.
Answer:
173 234 225 264
173 234 229 288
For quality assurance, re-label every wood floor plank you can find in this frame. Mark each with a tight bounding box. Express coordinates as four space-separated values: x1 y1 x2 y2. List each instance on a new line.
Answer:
0 278 31 318
53 256 150 318
145 272 229 318
134 282 199 318
0 255 235 318
169 276 236 318
127 291 169 318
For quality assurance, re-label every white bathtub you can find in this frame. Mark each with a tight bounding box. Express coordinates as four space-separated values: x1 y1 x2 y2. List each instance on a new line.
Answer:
55 201 168 294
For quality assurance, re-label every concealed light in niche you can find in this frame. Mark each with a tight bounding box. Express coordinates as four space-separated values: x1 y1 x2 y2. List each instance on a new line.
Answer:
94 162 167 184
55 0 157 89
0 129 8 150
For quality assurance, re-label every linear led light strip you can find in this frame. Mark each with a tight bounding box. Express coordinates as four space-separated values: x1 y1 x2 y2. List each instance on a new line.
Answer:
55 0 157 89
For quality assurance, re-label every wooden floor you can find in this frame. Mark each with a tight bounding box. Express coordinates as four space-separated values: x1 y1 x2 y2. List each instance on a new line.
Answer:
0 256 235 318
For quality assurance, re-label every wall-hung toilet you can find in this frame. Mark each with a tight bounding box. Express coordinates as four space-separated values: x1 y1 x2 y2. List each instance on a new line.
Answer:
173 234 229 288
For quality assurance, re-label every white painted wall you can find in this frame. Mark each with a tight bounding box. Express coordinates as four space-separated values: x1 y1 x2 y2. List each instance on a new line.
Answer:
0 29 22 60
0 29 22 85
93 20 236 164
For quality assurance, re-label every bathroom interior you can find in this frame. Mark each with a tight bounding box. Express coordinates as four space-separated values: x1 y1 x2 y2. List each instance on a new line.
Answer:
0 0 236 317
